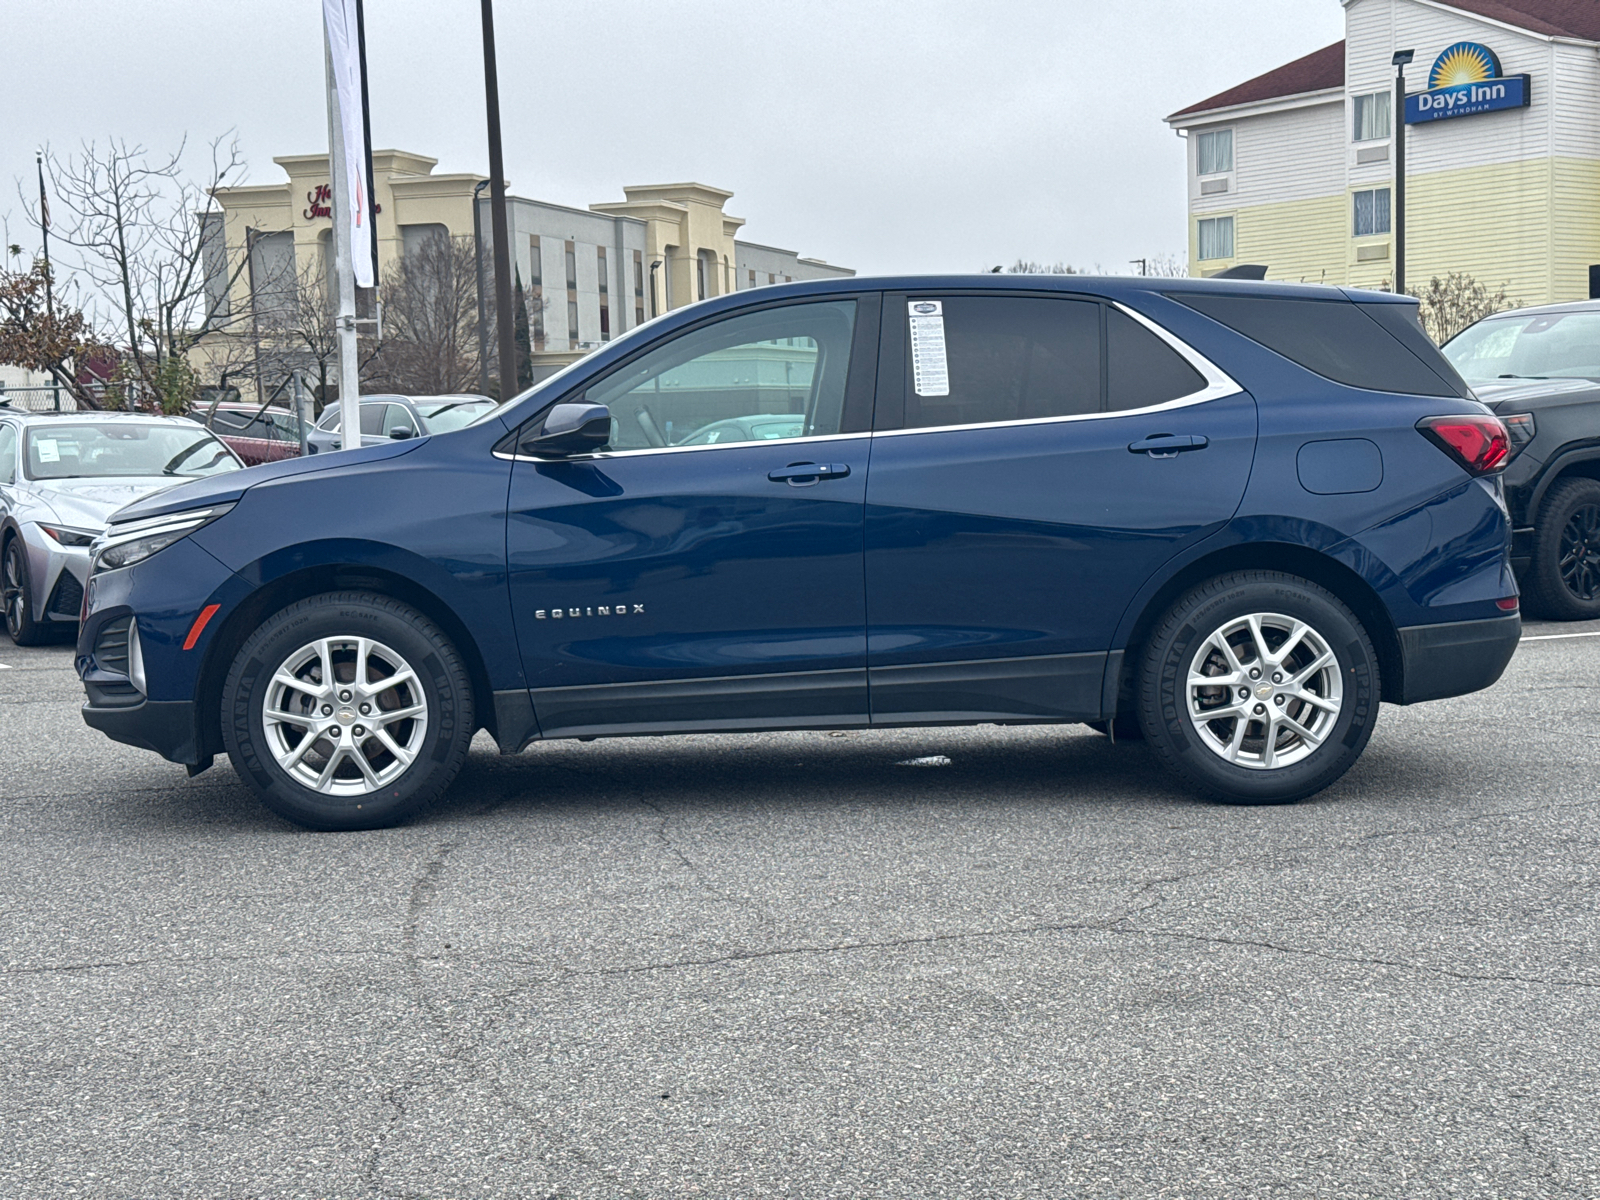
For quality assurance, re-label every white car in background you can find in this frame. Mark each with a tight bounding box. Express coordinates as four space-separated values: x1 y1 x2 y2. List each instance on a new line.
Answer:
0 412 243 644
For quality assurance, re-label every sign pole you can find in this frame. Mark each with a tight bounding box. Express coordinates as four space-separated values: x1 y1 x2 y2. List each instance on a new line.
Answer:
325 23 361 452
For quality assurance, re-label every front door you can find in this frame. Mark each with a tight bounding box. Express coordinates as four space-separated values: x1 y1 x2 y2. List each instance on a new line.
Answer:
507 295 879 737
864 293 1257 724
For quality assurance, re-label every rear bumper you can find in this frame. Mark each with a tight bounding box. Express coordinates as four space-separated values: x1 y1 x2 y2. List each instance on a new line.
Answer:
81 699 204 765
1396 613 1521 704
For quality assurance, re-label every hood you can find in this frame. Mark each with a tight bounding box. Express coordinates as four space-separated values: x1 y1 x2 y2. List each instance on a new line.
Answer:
108 437 428 524
29 476 186 531
1470 377 1600 409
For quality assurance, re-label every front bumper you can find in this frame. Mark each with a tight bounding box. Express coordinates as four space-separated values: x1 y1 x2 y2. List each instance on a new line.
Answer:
81 697 204 765
1395 613 1521 704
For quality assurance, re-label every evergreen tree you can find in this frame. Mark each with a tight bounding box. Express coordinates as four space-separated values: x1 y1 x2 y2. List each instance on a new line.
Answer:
513 268 533 391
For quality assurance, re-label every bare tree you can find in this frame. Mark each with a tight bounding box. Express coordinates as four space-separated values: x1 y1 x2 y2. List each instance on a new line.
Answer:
363 233 490 396
1406 272 1517 343
991 259 1082 275
24 136 253 411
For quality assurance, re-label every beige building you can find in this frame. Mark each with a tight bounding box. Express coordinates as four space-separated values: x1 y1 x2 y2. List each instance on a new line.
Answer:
1166 0 1600 305
196 149 851 389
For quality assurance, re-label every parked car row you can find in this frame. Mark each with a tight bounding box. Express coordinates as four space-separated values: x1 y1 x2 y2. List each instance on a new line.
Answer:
189 394 494 464
70 274 1527 829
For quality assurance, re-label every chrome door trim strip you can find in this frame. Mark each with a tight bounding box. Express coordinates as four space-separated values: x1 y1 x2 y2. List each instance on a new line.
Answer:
495 431 869 464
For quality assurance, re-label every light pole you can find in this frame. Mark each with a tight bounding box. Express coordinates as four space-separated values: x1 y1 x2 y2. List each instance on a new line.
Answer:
648 257 664 317
1393 49 1414 294
479 0 518 400
472 178 491 396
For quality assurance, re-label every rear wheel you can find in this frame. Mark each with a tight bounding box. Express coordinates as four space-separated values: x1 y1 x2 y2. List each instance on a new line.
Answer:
1138 571 1379 805
221 592 475 830
2 538 47 646
1525 477 1600 621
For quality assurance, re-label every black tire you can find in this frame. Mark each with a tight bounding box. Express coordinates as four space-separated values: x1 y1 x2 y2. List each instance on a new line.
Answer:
1524 477 1600 622
1136 571 1379 805
3 537 48 646
220 591 475 831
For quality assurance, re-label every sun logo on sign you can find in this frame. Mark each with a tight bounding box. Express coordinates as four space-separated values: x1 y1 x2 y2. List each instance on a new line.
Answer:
1428 42 1501 90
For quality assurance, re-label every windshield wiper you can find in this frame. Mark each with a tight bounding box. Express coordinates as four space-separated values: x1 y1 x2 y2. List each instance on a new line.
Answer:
1497 374 1549 380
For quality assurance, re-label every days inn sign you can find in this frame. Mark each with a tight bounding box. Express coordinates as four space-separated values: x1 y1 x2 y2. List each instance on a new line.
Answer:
1405 41 1530 124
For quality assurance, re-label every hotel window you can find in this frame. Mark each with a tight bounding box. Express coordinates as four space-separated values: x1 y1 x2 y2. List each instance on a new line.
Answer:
528 236 545 350
1353 188 1391 237
1197 216 1234 261
564 240 578 347
748 269 757 289
1353 91 1392 142
597 245 610 341
1196 129 1233 175
632 250 645 324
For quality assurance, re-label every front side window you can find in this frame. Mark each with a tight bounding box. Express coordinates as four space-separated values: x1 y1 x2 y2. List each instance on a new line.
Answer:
24 423 240 480
1196 129 1233 175
0 424 17 484
360 405 390 437
1353 91 1391 142
1354 188 1391 236
585 299 857 451
1198 216 1235 261
901 296 1100 430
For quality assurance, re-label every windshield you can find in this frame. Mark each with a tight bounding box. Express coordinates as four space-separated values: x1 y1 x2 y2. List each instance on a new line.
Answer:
1443 311 1600 383
24 422 241 481
417 400 495 433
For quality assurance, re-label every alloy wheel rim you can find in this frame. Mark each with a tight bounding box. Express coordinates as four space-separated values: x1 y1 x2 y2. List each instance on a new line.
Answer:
262 635 429 796
2 545 23 637
1558 503 1600 602
1185 611 1343 771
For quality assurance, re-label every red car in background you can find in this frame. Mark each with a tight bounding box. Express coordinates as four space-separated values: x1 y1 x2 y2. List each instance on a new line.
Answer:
186 402 309 466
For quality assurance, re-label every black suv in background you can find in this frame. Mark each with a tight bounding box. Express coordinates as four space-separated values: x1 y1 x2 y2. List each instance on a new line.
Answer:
1444 301 1600 620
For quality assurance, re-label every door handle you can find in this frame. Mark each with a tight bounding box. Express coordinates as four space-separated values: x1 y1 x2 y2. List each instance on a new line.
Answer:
1128 434 1209 458
768 462 851 483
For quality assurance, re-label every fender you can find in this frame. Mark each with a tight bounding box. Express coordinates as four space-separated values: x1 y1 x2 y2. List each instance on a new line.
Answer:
1525 439 1600 518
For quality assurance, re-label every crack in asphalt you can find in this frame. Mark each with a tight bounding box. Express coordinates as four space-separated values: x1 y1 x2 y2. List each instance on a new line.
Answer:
635 796 771 923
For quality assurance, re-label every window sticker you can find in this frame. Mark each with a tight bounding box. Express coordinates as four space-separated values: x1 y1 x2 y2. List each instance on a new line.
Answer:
909 300 950 397
36 439 60 463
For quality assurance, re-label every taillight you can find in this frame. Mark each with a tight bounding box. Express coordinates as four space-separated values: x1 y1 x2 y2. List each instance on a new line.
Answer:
1417 414 1511 476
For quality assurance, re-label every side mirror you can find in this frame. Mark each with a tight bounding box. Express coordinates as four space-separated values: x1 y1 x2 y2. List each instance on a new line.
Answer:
520 402 611 457
389 425 416 440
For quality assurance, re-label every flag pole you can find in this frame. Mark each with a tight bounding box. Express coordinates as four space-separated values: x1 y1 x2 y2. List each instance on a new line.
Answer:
325 9 361 452
36 152 53 324
480 0 519 399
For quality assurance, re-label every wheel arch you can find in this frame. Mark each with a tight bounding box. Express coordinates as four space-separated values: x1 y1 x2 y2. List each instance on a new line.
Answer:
1110 541 1405 712
194 563 498 759
1528 445 1600 519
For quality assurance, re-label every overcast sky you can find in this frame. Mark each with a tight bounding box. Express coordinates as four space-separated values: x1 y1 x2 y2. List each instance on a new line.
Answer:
3 0 1344 276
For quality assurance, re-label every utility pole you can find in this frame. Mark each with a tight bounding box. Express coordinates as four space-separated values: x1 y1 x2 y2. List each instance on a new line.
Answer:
1393 49 1414 295
472 178 491 396
480 0 519 400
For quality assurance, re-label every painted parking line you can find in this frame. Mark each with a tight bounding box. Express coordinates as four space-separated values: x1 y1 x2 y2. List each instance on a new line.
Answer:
1521 630 1600 642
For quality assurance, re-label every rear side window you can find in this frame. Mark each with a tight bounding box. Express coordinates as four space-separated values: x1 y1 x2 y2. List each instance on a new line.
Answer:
1107 309 1207 411
1172 292 1468 397
903 296 1100 430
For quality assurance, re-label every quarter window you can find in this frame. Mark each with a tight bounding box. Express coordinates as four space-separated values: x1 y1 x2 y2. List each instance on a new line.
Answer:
1353 91 1391 142
1196 129 1233 175
1353 188 1391 236
584 300 858 451
0 424 16 484
1197 216 1234 261
1107 310 1207 411
901 296 1100 431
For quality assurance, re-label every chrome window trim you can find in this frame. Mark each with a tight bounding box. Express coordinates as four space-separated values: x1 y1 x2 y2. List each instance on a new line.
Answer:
494 430 869 464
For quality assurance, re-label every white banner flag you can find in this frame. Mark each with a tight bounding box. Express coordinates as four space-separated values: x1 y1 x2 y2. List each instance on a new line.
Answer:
323 0 374 287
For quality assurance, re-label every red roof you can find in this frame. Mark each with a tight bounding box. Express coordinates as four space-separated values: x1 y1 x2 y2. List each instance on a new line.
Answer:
1170 3 1600 121
1442 0 1600 40
1168 42 1345 120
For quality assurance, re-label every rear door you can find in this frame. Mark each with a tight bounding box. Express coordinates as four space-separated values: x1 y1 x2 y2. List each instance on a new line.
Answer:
864 292 1257 724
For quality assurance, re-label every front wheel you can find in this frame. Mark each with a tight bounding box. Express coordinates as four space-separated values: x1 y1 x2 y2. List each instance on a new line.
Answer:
221 592 475 830
3 538 47 646
1137 571 1379 805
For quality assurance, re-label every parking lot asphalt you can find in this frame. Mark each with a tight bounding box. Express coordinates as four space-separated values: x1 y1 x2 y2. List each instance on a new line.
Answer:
2 620 1598 1199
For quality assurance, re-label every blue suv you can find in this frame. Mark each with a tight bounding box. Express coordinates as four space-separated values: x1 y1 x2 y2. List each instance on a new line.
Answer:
77 276 1521 830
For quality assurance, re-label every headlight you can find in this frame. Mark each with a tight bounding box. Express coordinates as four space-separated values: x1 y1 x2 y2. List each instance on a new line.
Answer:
89 503 235 577
39 524 97 548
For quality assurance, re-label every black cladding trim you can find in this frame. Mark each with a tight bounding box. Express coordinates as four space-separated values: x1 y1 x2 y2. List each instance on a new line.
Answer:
868 652 1109 723
1396 615 1520 704
530 668 869 739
